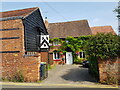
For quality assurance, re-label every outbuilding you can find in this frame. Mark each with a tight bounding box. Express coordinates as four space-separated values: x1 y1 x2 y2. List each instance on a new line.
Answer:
0 7 49 82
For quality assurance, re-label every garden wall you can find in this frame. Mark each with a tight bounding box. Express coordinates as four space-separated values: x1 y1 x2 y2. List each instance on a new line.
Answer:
98 57 120 84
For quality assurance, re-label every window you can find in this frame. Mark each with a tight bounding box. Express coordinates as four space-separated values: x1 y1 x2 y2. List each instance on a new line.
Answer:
53 52 60 59
53 41 60 46
79 52 85 58
24 52 37 56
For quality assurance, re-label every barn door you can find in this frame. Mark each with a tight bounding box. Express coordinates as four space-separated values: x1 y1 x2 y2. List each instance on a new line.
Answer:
66 52 73 64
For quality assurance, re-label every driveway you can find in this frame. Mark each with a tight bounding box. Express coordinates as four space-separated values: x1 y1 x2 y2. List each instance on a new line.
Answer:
2 65 118 88
41 64 97 85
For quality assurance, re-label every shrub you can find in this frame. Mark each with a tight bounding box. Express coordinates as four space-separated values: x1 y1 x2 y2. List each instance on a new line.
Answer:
74 58 86 64
86 33 120 83
12 70 24 82
47 64 56 70
2 70 24 82
86 33 120 60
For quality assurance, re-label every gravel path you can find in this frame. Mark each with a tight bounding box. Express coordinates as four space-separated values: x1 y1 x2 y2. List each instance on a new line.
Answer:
41 65 97 85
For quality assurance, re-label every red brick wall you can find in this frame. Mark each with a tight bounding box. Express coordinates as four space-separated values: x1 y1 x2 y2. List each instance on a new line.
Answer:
1 19 41 82
1 19 25 80
49 53 53 65
2 52 41 82
118 57 120 84
0 19 24 52
53 60 62 64
21 55 41 82
98 57 119 84
41 52 48 64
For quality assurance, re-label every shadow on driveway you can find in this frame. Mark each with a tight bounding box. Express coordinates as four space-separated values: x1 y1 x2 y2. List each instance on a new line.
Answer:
61 66 97 83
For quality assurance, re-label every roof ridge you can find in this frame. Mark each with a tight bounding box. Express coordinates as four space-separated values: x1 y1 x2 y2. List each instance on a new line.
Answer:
23 7 39 18
91 25 112 28
0 7 38 13
49 19 88 24
0 7 39 20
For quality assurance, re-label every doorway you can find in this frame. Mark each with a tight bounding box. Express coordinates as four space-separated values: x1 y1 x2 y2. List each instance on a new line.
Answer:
66 52 73 64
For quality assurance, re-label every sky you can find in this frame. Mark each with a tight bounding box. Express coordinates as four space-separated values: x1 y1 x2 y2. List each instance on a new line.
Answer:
0 2 118 34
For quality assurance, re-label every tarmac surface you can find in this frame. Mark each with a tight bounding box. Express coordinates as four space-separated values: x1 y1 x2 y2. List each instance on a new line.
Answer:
41 64 97 85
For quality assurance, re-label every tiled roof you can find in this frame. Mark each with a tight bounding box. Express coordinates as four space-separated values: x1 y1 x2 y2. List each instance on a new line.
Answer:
47 20 92 39
91 26 116 35
0 7 38 18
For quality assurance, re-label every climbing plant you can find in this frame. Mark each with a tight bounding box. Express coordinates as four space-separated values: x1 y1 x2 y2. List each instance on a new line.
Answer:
50 38 63 43
50 35 91 63
61 36 91 53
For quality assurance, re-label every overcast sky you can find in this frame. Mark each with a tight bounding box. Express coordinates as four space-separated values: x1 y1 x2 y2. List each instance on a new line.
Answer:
1 2 118 34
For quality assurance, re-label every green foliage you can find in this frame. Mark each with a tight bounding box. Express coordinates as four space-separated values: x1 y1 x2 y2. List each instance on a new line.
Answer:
61 36 90 53
2 78 10 82
86 33 120 82
50 38 62 43
12 70 24 82
50 36 90 62
53 50 59 52
114 3 120 18
37 80 42 83
86 33 120 60
2 70 24 82
59 36 90 61
74 58 86 64
47 64 56 70
50 46 55 49
87 56 99 80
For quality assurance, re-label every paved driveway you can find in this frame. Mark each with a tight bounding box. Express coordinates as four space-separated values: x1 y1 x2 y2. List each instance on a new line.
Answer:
41 65 97 85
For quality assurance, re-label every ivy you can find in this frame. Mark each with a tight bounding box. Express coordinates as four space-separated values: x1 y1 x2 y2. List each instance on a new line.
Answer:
50 38 62 43
50 36 90 63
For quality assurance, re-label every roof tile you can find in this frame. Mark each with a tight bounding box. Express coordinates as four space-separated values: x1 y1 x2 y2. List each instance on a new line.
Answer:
91 26 116 35
47 20 92 39
0 7 38 18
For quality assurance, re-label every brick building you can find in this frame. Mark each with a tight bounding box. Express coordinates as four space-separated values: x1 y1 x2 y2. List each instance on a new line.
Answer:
0 7 49 82
47 20 92 64
45 17 117 65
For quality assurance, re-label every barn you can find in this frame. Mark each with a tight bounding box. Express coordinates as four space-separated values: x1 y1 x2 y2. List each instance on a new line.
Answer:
0 7 49 82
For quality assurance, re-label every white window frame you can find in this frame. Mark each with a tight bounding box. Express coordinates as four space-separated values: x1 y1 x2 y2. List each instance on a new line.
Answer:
79 52 85 58
53 52 60 60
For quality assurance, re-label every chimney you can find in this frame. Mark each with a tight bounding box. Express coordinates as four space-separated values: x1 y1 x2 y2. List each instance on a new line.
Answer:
44 17 49 29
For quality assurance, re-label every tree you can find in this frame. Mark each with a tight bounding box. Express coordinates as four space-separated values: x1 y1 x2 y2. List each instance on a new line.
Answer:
114 1 120 18
114 1 120 36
